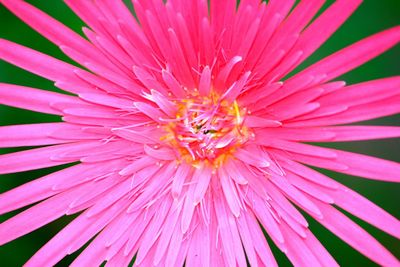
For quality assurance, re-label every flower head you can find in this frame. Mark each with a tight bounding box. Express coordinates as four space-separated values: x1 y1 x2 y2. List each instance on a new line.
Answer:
0 0 399 266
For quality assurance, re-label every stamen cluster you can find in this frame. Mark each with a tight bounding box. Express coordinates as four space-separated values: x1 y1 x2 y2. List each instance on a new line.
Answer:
162 93 252 166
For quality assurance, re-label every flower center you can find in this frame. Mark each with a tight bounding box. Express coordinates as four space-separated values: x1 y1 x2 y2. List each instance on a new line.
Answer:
161 92 253 167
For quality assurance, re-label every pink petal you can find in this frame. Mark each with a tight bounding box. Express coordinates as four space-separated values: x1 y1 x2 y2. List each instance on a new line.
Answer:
193 166 213 205
321 126 400 141
198 66 212 96
312 201 400 267
0 123 79 147
0 39 91 93
0 184 94 246
213 191 247 267
280 222 322 267
303 229 339 267
291 26 400 85
1 0 107 67
0 141 98 174
0 83 78 115
280 0 362 77
298 147 400 182
269 176 322 218
321 183 400 239
25 198 129 267
0 160 124 214
218 167 242 217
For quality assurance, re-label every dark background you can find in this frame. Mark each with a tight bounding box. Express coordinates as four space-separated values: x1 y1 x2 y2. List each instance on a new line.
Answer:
0 0 399 266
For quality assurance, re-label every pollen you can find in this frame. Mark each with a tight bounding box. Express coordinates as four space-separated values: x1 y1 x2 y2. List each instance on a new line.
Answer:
161 92 253 168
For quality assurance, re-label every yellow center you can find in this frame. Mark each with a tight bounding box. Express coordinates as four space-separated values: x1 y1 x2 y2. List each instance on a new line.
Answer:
161 92 253 168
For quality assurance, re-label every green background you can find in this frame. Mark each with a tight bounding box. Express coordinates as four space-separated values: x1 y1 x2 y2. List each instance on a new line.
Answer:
0 0 399 266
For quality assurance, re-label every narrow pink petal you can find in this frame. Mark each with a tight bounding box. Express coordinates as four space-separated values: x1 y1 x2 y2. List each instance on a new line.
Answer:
85 178 135 219
299 147 400 182
186 222 210 267
149 89 177 117
62 105 119 119
235 146 270 168
245 116 282 128
257 126 400 143
218 167 241 217
0 141 98 174
0 184 94 246
162 69 187 98
251 192 285 244
0 0 106 66
262 0 325 56
171 163 191 199
215 56 243 89
291 26 400 85
198 66 212 96
134 102 167 122
244 210 279 267
166 28 196 87
280 0 362 76
303 230 339 267
0 39 91 93
25 199 129 267
144 145 175 161
275 154 339 189
67 175 122 211
264 87 324 113
236 213 259 267
224 160 248 185
123 208 155 258
153 200 183 265
0 83 78 115
280 222 322 267
69 221 121 267
0 123 78 147
286 95 400 127
269 176 322 218
181 185 196 234
94 35 134 70
293 79 400 122
221 71 251 102
209 209 226 267
285 171 334 204
193 166 213 205
73 68 134 95
209 0 236 41
264 181 309 228
135 199 172 265
112 127 162 144
214 191 247 267
63 0 114 44
83 61 138 93
255 127 334 143
276 149 349 172
246 1 294 72
78 92 134 110
317 77 400 108
312 201 400 267
268 139 337 159
165 221 184 267
127 162 175 213
321 184 400 239
0 160 125 215
321 126 400 141
101 0 145 42
272 202 307 238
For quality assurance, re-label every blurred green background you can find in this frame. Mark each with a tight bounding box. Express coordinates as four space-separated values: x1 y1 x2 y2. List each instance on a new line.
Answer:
0 0 399 266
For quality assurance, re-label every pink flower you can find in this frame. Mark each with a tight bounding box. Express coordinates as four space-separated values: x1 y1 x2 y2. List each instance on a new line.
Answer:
0 0 399 266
